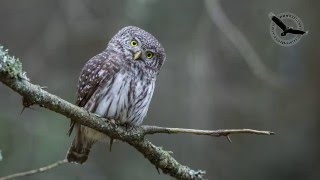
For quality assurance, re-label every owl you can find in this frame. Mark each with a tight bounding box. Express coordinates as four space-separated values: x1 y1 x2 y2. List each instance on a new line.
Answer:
66 26 166 164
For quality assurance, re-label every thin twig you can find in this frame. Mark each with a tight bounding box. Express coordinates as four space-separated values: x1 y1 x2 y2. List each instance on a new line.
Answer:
0 159 68 180
142 126 274 136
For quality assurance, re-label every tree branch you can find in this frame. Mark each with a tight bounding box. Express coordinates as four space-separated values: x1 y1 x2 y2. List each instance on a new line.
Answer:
142 126 274 136
0 159 68 180
0 45 274 180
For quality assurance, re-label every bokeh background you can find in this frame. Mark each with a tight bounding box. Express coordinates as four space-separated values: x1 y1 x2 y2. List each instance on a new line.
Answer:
0 0 319 179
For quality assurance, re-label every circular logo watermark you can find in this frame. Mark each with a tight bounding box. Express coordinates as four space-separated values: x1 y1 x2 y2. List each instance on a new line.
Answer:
269 12 308 47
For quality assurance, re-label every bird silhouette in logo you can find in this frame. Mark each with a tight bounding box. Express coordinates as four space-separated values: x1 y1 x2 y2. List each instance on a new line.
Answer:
269 12 308 36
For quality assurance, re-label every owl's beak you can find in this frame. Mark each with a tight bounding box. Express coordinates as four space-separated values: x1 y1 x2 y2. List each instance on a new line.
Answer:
133 51 142 60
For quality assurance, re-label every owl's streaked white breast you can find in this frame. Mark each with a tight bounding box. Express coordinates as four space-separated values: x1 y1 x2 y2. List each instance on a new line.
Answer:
90 70 155 125
94 72 129 122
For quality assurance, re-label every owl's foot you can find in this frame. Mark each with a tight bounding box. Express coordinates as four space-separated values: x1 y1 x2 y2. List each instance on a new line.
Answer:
104 118 120 128
123 122 139 132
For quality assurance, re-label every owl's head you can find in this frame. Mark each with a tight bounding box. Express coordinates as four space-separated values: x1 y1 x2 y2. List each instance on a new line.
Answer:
108 26 166 76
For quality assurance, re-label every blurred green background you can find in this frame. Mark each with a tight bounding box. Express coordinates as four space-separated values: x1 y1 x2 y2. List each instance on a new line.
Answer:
0 0 319 179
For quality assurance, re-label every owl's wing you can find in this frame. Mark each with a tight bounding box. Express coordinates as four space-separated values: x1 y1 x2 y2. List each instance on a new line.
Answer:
68 52 121 136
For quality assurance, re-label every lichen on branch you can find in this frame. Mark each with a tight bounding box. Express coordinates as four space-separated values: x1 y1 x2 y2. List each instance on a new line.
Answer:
0 46 27 80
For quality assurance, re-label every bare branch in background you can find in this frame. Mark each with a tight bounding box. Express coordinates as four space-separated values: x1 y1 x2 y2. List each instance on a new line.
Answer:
0 159 68 180
205 0 283 87
0 46 274 179
0 150 2 162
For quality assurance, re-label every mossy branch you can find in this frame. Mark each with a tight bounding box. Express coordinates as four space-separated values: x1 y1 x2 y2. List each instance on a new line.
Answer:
0 46 274 180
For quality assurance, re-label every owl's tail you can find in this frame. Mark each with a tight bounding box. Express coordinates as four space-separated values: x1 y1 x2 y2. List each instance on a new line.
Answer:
66 124 94 164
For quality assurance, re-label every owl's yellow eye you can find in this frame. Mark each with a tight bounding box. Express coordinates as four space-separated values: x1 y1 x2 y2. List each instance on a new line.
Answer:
146 51 154 59
130 40 138 46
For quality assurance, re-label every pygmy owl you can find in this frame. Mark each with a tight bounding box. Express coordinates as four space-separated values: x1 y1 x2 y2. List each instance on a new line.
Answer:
66 26 166 164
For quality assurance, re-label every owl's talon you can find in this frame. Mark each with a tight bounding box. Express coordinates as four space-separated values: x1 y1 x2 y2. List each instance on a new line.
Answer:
124 123 129 131
123 122 132 131
109 138 114 152
131 125 139 131
155 166 161 174
122 122 139 132
105 118 118 127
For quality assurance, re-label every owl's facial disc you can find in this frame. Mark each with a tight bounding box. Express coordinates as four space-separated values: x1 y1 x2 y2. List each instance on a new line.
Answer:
111 26 166 73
